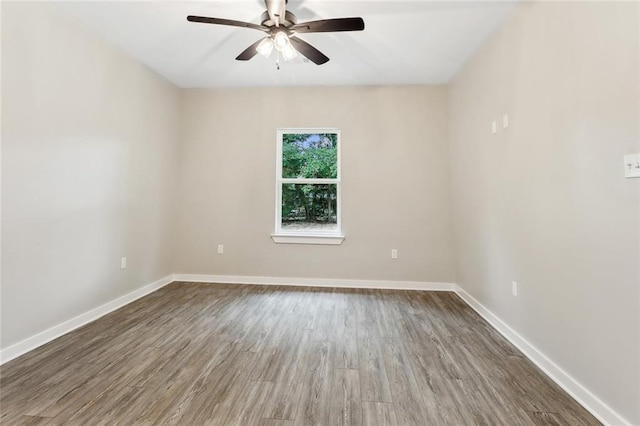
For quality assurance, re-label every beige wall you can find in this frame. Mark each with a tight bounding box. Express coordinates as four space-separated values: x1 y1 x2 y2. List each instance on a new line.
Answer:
173 86 456 283
1 2 180 348
449 2 639 424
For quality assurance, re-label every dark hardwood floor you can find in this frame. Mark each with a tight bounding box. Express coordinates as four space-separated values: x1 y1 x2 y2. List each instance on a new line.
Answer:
1 282 600 425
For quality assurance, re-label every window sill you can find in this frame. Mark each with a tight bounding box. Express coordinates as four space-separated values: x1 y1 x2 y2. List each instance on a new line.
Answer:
271 234 345 245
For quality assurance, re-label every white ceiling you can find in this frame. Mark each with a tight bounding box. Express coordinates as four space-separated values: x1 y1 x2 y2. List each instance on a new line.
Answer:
54 1 518 88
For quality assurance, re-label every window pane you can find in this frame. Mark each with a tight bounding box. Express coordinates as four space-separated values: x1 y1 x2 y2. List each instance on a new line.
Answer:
282 184 337 231
282 133 338 179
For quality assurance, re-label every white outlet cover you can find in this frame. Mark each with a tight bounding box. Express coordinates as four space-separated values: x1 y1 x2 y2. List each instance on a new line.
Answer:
512 281 518 297
491 121 497 134
120 257 127 269
624 153 640 178
502 114 509 128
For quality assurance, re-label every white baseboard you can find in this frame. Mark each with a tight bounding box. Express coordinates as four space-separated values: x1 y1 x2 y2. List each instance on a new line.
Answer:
171 274 457 291
0 275 173 365
455 287 631 426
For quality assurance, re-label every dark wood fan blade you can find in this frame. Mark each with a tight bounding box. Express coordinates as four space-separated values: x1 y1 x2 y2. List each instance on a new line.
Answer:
290 17 365 33
289 36 329 65
236 38 265 61
187 15 268 32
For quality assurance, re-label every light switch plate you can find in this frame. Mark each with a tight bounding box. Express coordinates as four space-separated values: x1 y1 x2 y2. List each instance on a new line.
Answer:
624 153 640 178
502 114 509 128
491 121 497 134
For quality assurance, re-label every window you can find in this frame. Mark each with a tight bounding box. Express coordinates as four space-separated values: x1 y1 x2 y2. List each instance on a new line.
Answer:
272 129 344 245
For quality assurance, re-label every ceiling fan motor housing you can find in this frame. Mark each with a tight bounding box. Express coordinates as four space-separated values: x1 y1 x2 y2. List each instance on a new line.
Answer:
261 10 297 29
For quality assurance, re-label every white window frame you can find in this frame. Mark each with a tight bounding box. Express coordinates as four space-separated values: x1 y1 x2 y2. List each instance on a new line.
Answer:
271 128 344 245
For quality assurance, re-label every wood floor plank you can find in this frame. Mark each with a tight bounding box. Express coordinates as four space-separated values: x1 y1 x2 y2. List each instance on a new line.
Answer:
30 344 189 421
0 283 601 426
329 369 362 426
380 337 433 425
293 341 334 426
20 361 108 418
258 418 295 426
160 347 258 425
526 411 565 425
261 329 312 421
356 333 392 403
333 309 358 369
417 378 475 425
199 380 274 426
456 375 534 426
12 415 51 425
64 385 146 425
361 402 398 426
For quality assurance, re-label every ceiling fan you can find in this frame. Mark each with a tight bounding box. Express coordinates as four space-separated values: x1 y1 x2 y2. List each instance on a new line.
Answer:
187 0 365 66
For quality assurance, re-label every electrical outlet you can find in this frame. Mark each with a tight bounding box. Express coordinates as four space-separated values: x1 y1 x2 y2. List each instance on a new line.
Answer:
502 114 509 129
491 120 497 134
624 153 640 178
391 249 398 259
120 257 127 270
217 244 224 254
512 281 518 297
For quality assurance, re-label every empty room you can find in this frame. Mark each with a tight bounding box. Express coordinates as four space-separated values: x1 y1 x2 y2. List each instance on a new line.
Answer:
1 0 638 425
